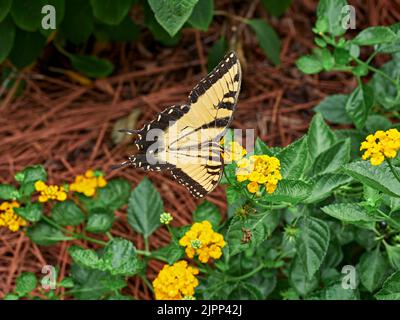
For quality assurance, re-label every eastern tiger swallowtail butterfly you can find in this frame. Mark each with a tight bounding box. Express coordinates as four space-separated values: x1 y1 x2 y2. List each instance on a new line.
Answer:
112 51 242 198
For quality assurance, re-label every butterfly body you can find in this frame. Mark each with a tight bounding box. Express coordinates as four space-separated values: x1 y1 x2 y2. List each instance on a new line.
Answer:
113 51 242 198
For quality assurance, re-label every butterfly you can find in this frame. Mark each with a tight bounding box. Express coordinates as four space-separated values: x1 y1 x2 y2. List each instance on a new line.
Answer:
112 51 242 198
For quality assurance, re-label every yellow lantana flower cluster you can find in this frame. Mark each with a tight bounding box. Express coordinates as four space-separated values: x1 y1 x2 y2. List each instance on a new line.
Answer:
236 155 282 194
152 260 199 300
179 220 226 263
222 140 247 163
69 169 107 197
360 129 400 166
34 181 67 202
0 201 27 232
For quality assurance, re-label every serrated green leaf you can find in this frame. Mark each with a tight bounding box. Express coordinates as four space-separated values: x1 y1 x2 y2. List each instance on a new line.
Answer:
375 271 400 300
227 211 279 256
148 0 198 36
15 272 37 296
247 19 281 65
352 26 396 46
90 0 132 25
193 200 221 229
321 203 376 223
15 165 47 184
69 246 102 270
85 211 114 234
0 16 15 64
316 0 347 36
254 137 274 155
59 277 74 288
153 240 184 265
343 161 400 197
94 16 139 42
365 115 392 133
296 217 330 279
345 84 374 129
385 244 400 270
307 113 336 161
27 222 72 245
15 202 43 222
228 282 264 300
311 139 350 176
261 0 291 17
127 178 162 237
358 249 392 292
311 282 359 300
314 94 352 124
52 201 85 227
304 173 352 203
188 0 213 31
261 180 312 204
289 256 318 296
278 136 308 180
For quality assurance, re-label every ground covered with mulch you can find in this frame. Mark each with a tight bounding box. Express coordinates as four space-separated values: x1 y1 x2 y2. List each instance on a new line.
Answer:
1 0 399 299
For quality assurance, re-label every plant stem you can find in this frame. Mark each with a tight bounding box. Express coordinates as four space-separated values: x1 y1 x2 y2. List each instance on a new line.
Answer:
214 10 249 24
106 231 114 240
144 237 150 252
354 57 398 87
140 275 154 293
377 209 400 230
227 263 265 282
387 158 400 185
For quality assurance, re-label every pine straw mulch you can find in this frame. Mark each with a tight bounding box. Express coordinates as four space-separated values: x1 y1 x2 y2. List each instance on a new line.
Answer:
0 0 399 299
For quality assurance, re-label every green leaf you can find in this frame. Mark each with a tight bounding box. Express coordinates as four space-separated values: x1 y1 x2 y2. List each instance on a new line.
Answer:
278 136 308 180
254 137 274 155
261 0 291 17
345 84 374 129
304 173 352 203
69 246 101 269
59 277 74 288
321 203 376 223
227 210 279 256
311 282 359 300
289 256 318 296
296 54 323 74
85 211 114 234
262 180 312 204
52 201 85 227
188 0 213 31
3 294 19 300
0 183 19 200
311 139 350 176
101 238 140 276
343 161 400 197
0 0 12 22
248 19 281 65
153 240 185 265
365 115 392 133
15 165 47 184
15 203 43 222
9 29 46 69
385 244 400 270
316 0 347 36
61 0 93 44
15 272 37 296
90 0 132 25
377 23 400 53
27 222 72 245
314 94 352 125
296 217 330 279
69 54 114 78
228 282 264 300
94 16 139 42
358 249 392 292
320 48 335 71
193 200 221 229
148 0 198 36
0 16 15 64
127 178 162 237
375 271 400 300
307 113 336 161
143 1 181 46
207 37 228 72
352 26 396 46
10 0 44 31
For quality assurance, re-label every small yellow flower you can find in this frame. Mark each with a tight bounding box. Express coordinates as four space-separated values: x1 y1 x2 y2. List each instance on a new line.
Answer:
247 181 259 193
0 201 27 232
152 261 199 300
69 169 107 197
222 141 247 163
35 181 67 203
179 221 226 263
360 129 400 166
236 154 282 194
160 212 173 225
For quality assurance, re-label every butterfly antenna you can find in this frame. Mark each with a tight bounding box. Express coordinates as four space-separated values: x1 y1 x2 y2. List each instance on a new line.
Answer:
118 129 141 135
109 161 131 172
